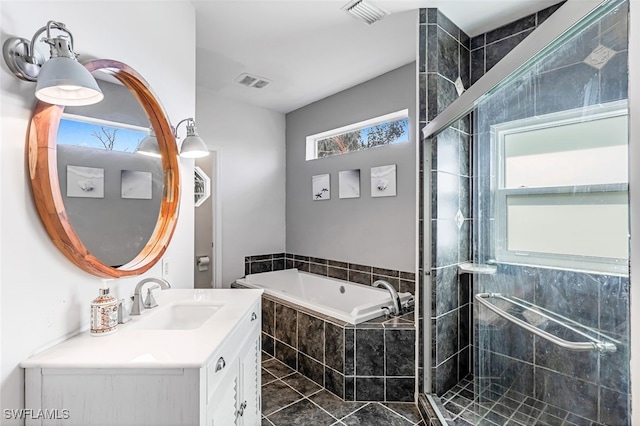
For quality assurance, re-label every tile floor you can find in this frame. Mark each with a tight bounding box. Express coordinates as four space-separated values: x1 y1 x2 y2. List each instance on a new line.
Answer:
261 353 424 426
440 376 606 426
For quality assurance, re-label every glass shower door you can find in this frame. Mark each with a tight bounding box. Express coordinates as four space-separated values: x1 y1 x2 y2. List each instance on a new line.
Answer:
471 1 630 424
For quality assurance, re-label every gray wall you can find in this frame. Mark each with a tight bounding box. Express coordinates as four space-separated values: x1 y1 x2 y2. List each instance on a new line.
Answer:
285 63 417 272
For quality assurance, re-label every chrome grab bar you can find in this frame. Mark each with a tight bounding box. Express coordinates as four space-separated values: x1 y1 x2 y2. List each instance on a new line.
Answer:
475 293 617 353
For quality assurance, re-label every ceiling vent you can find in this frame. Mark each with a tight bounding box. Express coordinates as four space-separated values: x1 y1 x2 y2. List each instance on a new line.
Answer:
235 73 271 89
342 0 388 25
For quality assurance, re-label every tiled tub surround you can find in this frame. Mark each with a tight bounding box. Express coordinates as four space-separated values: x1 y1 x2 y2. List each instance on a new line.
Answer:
255 292 416 403
244 253 416 296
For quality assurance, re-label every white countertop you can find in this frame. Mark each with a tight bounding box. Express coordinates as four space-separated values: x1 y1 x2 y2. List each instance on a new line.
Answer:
20 289 263 369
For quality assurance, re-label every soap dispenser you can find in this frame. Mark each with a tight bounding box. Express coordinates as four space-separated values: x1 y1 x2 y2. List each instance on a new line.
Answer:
90 287 118 336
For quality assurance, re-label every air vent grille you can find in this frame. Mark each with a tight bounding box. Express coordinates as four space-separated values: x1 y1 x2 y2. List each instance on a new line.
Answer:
342 0 388 25
235 73 271 89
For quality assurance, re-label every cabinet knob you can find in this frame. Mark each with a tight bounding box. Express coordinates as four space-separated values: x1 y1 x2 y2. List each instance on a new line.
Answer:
214 357 226 372
250 312 257 321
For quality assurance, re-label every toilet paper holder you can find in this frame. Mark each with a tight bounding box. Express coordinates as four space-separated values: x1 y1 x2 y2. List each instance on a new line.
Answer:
196 255 210 272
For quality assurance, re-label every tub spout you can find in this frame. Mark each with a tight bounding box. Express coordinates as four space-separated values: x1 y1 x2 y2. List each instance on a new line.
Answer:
374 280 401 316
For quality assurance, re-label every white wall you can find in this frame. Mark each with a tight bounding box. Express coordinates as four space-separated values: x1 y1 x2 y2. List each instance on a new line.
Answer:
0 1 196 417
196 91 286 287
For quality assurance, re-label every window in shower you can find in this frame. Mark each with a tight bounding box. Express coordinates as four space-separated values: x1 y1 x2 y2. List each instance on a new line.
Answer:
493 101 629 274
305 109 409 160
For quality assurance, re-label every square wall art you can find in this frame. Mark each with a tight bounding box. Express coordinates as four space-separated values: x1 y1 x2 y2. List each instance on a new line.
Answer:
312 174 330 200
371 164 397 197
121 170 153 199
66 165 104 198
339 169 360 199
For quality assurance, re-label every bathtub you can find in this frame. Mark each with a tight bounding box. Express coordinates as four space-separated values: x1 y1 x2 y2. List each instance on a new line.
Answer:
235 268 413 324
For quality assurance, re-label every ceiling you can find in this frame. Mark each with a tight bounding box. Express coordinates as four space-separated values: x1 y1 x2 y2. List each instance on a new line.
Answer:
192 0 560 114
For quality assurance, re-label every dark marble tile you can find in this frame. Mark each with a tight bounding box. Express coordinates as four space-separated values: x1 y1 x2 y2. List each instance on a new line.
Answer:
419 73 427 123
427 8 437 24
470 34 485 50
293 259 310 272
310 389 365 419
373 267 399 278
274 340 297 370
299 352 324 386
344 401 413 425
599 387 629 426
273 258 285 271
325 367 345 399
427 73 439 121
349 270 372 286
600 53 629 103
251 254 273 262
427 24 438 73
309 262 328 276
600 276 628 337
326 322 345 372
252 260 273 274
262 368 278 386
600 1 628 52
293 254 310 261
385 329 416 376
263 298 275 335
328 259 349 269
435 353 457 395
400 271 416 281
386 378 415 402
536 63 600 116
419 25 426 73
436 74 458 115
355 377 385 402
436 310 458 365
485 30 532 72
298 312 325 362
267 398 337 426
600 342 629 394
486 13 536 45
261 380 303 416
345 376 355 401
438 27 460 83
457 346 470 382
537 2 564 26
345 328 355 375
434 266 458 316
437 10 460 42
245 262 250 276
355 329 385 376
275 304 297 348
286 259 294 269
460 44 470 90
263 333 275 356
434 219 459 268
328 266 349 281
534 367 598 421
382 403 423 424
535 331 598 381
262 415 274 426
281 372 323 397
310 257 327 265
349 263 372 272
263 357 295 379
400 279 416 295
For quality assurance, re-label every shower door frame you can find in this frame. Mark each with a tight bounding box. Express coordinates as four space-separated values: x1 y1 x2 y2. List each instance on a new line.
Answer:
420 0 640 422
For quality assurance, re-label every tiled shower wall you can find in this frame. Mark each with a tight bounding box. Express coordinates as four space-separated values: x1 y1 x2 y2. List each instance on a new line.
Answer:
418 2 574 396
471 2 630 423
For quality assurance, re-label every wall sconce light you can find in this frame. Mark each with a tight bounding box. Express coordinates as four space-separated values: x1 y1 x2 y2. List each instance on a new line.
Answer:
2 20 103 106
174 118 209 158
135 129 161 158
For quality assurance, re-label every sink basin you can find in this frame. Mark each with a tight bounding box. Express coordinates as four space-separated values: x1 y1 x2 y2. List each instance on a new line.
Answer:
133 303 222 330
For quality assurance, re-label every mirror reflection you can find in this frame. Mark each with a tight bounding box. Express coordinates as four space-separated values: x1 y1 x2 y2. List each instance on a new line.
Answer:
56 71 163 267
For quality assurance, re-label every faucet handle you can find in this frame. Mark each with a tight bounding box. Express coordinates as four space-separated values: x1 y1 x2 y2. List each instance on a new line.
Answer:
143 285 160 309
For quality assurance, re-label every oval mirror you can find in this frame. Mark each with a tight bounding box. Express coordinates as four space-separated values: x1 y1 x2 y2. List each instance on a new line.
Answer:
28 59 180 278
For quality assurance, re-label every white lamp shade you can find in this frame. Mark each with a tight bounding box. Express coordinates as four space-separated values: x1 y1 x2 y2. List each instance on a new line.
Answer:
180 135 209 158
35 57 103 106
136 135 162 158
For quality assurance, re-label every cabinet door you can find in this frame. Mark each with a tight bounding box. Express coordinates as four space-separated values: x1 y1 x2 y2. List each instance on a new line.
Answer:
207 358 239 426
238 335 260 425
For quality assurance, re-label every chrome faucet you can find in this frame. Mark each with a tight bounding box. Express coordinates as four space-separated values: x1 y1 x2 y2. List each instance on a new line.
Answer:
130 278 171 315
374 279 401 316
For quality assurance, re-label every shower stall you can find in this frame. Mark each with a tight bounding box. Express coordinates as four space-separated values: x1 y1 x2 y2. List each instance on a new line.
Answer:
419 0 630 424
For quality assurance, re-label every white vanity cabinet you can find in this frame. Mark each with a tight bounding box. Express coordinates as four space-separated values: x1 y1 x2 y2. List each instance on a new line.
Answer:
22 290 262 426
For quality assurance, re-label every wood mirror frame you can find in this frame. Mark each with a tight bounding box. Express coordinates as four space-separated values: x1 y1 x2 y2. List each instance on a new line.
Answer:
28 59 180 278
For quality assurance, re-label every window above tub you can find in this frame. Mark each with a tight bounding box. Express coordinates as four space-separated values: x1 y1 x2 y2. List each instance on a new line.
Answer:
305 109 409 161
492 101 629 275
